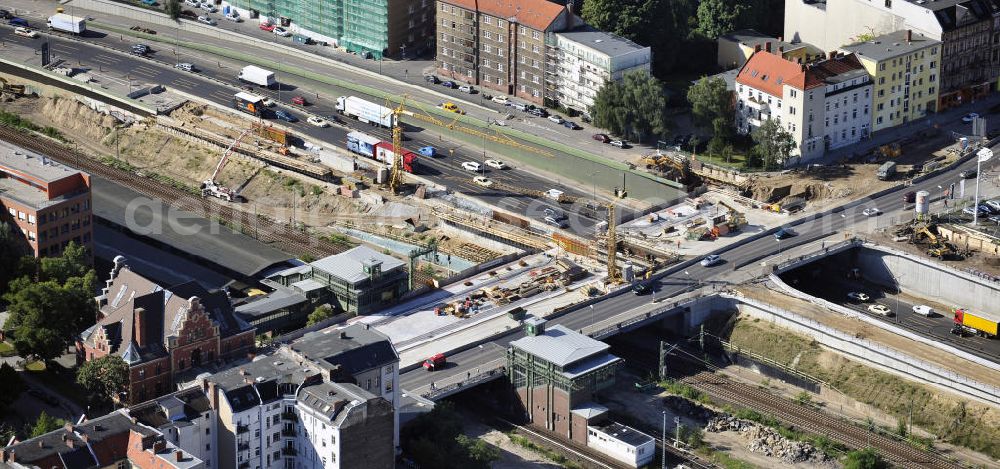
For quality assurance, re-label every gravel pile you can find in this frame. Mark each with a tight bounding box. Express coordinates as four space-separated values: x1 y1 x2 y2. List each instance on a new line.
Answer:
707 416 831 464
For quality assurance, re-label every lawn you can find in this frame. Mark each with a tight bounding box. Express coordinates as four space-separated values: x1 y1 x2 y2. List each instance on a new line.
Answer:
0 341 15 357
696 152 748 169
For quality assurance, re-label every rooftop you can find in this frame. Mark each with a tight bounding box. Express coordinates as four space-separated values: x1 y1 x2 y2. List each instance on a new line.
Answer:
208 348 323 412
0 139 85 184
289 323 398 376
556 26 648 58
3 410 156 467
719 29 800 51
841 30 940 62
309 245 406 284
510 324 611 368
297 381 372 422
441 0 568 31
737 51 867 94
591 422 655 447
129 387 213 430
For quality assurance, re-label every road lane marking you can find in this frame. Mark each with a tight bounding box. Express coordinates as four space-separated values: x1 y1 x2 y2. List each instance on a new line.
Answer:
173 78 198 88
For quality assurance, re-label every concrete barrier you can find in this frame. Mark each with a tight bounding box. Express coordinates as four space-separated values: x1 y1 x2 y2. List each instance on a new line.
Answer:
0 57 155 116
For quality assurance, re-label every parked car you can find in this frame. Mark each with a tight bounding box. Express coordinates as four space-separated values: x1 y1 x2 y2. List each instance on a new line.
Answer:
547 114 565 124
563 121 581 130
461 161 481 171
184 0 200 6
473 176 493 187
458 84 474 93
307 116 328 127
197 15 217 25
485 159 506 170
528 108 549 118
959 169 977 179
862 207 881 216
224 12 242 22
441 81 456 88
273 27 291 37
847 291 870 302
424 74 439 84
610 140 628 148
512 102 530 112
962 112 979 123
14 27 38 38
491 95 509 105
986 200 1000 212
259 22 275 32
868 303 893 316
174 62 195 72
291 96 308 106
700 254 722 267
592 133 611 143
274 109 297 122
199 2 217 12
912 305 935 317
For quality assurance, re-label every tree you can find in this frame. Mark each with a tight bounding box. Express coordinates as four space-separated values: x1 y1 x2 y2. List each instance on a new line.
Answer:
591 71 669 143
306 305 336 326
844 448 889 469
695 0 746 39
165 0 181 19
750 118 795 170
77 355 129 405
582 0 696 76
0 363 25 414
28 411 64 438
401 402 494 469
3 279 75 362
0 221 32 298
457 434 501 467
39 242 91 286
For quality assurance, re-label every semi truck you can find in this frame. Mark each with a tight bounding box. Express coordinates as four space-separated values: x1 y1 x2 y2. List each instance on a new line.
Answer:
47 13 86 34
346 131 380 158
346 131 417 173
877 161 897 180
336 96 395 128
953 308 998 338
238 65 276 88
233 92 264 116
374 142 418 173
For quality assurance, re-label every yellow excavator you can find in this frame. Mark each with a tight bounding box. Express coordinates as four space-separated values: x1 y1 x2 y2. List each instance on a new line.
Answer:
914 224 955 258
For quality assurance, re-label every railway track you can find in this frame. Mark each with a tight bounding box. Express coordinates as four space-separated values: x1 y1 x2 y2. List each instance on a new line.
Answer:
609 339 966 469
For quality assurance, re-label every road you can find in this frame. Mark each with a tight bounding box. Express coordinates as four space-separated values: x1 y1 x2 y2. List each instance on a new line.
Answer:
0 23 607 234
401 145 999 392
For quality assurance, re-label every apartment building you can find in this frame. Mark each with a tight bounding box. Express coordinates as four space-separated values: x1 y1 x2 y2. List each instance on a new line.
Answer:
436 0 573 104
735 50 873 162
0 140 92 259
784 0 1000 110
717 29 824 69
552 27 651 115
77 258 255 405
223 0 433 59
130 387 218 467
842 30 942 132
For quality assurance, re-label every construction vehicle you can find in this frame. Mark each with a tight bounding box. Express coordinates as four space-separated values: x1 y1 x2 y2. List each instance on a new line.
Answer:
717 200 747 232
913 224 956 258
638 151 690 183
876 142 901 159
201 129 251 201
953 308 998 338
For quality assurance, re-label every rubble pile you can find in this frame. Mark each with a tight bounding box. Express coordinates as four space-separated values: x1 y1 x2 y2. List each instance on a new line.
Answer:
707 416 831 464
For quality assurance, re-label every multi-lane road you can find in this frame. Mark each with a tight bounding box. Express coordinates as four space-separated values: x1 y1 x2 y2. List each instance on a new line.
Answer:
401 145 998 391
0 23 609 233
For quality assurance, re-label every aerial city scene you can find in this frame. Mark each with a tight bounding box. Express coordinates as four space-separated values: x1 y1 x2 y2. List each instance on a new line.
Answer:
0 0 998 467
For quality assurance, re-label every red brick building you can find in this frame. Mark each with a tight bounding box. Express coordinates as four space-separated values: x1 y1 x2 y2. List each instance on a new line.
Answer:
78 259 255 404
0 140 92 259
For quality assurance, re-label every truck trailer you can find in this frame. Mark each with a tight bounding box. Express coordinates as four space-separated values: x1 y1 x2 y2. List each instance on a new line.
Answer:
346 131 380 158
877 161 897 180
233 92 264 116
953 308 998 338
374 142 418 173
47 13 86 34
238 65 276 88
336 96 395 128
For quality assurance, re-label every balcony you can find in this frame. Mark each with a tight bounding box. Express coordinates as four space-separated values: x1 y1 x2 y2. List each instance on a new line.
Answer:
237 442 250 451
282 447 298 457
744 98 769 113
280 412 297 422
282 428 297 437
239 463 250 469
236 424 249 434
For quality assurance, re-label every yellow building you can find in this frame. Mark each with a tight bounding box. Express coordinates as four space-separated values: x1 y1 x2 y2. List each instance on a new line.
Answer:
841 30 941 133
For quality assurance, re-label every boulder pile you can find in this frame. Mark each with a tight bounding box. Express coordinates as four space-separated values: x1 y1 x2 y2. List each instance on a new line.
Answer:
707 416 831 464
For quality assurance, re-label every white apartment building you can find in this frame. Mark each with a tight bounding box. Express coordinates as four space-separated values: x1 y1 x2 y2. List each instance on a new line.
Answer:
736 50 872 162
552 26 651 115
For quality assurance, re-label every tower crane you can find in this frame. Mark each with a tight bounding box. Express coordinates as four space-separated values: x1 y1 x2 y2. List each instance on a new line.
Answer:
388 99 406 194
202 128 252 202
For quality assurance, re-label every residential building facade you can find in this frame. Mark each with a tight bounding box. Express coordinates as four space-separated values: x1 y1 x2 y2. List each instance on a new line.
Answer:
784 0 1000 110
717 29 823 69
77 258 255 404
436 0 573 104
0 140 92 259
841 30 942 132
130 387 218 468
552 27 651 115
222 0 434 59
736 50 872 162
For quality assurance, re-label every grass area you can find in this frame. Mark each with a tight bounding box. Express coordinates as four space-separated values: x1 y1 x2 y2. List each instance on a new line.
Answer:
660 379 714 405
99 156 201 196
697 449 760 469
0 342 16 357
727 316 1000 459
24 360 45 371
0 110 66 142
506 432 583 469
695 151 748 170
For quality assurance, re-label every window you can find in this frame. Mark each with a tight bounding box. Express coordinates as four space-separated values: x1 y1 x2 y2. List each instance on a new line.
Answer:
790 89 797 98
483 15 492 25
532 30 539 39
484 31 492 40
17 211 25 220
28 214 35 224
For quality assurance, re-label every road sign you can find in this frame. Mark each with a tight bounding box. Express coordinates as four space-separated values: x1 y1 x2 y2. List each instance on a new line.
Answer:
977 147 993 162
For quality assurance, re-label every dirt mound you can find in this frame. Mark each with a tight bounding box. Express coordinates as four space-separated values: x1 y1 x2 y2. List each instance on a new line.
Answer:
746 164 892 210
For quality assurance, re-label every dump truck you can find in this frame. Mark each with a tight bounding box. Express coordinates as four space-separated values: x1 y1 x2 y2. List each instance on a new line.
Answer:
336 95 395 128
47 13 86 34
953 308 998 338
237 65 277 88
877 161 897 180
233 92 264 116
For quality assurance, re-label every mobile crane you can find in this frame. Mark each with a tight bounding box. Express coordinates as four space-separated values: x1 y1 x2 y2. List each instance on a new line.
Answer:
202 129 252 202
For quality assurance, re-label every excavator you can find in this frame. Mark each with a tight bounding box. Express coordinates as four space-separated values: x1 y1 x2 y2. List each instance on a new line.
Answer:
638 152 690 184
913 224 956 258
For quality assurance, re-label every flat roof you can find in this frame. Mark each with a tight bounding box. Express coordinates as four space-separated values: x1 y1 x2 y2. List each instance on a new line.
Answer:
91 177 293 277
841 30 940 62
592 422 654 447
310 245 405 284
0 138 85 183
510 324 611 368
289 323 397 375
556 26 648 58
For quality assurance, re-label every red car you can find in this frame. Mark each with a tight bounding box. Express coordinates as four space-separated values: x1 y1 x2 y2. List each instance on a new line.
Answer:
592 133 610 143
423 353 446 371
259 22 275 32
291 96 308 106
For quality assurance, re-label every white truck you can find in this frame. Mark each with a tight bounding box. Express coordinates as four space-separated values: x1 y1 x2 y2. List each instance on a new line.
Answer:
47 13 86 34
336 95 396 128
237 65 276 88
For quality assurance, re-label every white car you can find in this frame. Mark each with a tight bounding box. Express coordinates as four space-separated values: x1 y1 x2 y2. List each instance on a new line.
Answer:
14 27 38 38
493 120 507 126
912 305 935 317
224 13 242 22
458 84 474 93
307 116 329 127
485 159 506 170
491 95 509 105
184 0 199 6
174 62 195 72
962 112 979 123
473 176 493 187
867 303 893 316
273 27 291 37
610 140 627 148
261 97 275 107
700 254 722 267
847 291 870 302
199 2 217 12
197 15 217 25
862 207 881 217
548 115 565 124
461 161 481 171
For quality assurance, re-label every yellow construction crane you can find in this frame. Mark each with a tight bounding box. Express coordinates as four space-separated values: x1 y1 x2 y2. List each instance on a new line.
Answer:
398 100 554 158
606 204 621 284
386 98 406 193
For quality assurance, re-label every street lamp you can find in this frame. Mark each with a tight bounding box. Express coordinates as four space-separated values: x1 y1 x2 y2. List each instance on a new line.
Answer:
589 304 595 327
973 148 993 225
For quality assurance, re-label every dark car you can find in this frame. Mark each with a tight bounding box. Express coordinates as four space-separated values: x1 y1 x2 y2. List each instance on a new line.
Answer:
904 191 917 204
424 74 439 84
528 108 548 118
441 81 456 88
563 121 581 130
774 228 794 240
131 44 149 55
8 17 28 27
0 10 12 20
960 169 977 179
274 110 298 122
593 133 611 143
632 282 652 295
